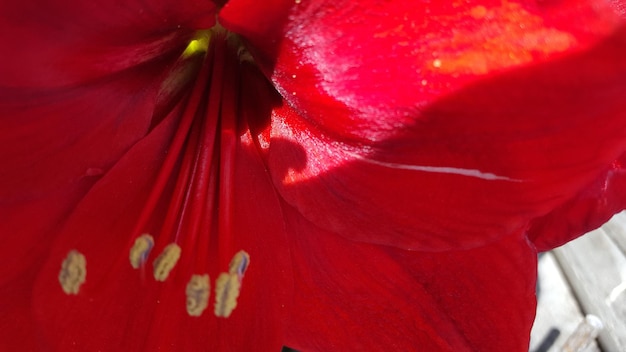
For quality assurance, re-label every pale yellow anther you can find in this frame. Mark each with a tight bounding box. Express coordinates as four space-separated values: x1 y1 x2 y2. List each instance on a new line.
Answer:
214 273 241 318
182 30 211 59
228 250 250 277
214 251 250 318
186 274 210 317
59 250 86 295
129 234 154 269
153 243 181 281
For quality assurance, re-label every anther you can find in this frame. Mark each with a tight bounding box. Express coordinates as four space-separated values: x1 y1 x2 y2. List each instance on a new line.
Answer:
129 234 154 269
186 274 210 317
214 251 250 318
228 250 250 279
214 273 241 318
153 243 181 281
59 250 86 295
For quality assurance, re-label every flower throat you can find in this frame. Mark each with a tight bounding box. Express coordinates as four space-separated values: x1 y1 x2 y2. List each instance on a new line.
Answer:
59 28 255 319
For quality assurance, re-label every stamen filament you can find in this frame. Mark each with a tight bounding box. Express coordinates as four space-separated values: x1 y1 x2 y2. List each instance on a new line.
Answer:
217 39 240 269
177 31 225 267
128 35 214 243
117 30 254 322
157 115 202 246
196 164 218 273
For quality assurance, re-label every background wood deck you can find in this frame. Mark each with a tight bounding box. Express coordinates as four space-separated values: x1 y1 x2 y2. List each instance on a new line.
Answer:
530 212 626 352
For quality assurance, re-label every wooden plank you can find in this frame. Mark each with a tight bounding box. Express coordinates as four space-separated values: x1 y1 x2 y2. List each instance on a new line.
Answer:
530 252 600 352
561 315 604 352
554 227 626 352
601 211 626 256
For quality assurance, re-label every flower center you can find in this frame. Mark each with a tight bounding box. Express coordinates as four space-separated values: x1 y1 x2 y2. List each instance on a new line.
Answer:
58 28 256 319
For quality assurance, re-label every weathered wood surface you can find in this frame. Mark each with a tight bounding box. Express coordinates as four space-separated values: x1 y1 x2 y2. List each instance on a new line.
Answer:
530 253 600 352
601 212 626 259
532 211 626 352
554 220 626 352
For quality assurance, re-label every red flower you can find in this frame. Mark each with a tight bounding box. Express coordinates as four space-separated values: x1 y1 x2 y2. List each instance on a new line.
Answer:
1 0 626 350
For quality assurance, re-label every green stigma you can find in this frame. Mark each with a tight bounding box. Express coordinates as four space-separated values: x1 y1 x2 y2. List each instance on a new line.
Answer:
182 30 212 58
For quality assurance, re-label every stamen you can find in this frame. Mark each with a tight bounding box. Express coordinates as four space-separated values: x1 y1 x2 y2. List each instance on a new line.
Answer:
127 34 216 248
157 118 202 245
228 250 250 279
194 163 217 273
214 273 241 318
170 126 204 246
227 32 254 63
214 251 250 318
59 250 86 295
118 29 254 318
177 46 222 253
153 243 182 281
217 40 240 267
129 234 154 269
186 274 210 317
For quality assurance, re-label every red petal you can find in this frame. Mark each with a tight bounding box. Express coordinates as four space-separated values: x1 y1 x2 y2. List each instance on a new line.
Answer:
219 0 291 61
262 23 626 251
0 15 221 345
282 203 537 351
529 153 626 251
222 1 622 139
29 111 291 350
0 0 215 87
0 264 40 350
0 60 175 289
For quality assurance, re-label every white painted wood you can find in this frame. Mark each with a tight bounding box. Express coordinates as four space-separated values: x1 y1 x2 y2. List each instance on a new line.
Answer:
530 253 600 352
554 227 626 352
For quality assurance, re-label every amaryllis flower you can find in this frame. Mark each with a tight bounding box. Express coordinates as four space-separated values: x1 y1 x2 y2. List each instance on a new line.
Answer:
2 0 626 350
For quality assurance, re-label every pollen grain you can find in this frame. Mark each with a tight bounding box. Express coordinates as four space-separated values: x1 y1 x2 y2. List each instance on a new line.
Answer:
59 250 86 295
214 251 250 318
153 243 182 281
214 273 241 318
186 274 210 317
228 250 250 277
129 234 154 269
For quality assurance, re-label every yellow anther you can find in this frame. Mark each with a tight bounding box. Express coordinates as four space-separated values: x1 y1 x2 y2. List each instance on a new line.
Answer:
228 250 250 277
129 234 154 269
182 30 211 59
153 243 181 281
214 251 250 318
186 274 210 317
59 250 86 295
214 273 241 318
